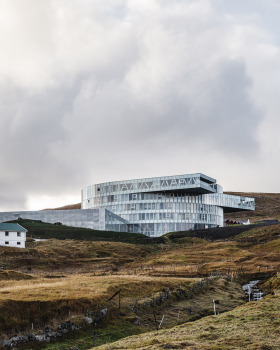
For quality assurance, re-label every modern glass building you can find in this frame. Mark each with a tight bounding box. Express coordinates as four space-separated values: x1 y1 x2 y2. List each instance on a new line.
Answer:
0 173 255 237
82 173 255 237
0 208 129 233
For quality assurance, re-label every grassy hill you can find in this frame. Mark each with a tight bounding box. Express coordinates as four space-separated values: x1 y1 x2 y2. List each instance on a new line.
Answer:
164 222 276 241
225 192 280 222
0 215 279 349
94 290 280 350
44 203 81 210
2 219 279 278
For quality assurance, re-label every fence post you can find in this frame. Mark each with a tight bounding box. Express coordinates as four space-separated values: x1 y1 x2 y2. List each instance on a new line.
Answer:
177 310 180 323
159 315 165 329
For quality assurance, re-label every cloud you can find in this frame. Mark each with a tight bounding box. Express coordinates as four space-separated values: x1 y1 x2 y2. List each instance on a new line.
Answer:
0 0 279 210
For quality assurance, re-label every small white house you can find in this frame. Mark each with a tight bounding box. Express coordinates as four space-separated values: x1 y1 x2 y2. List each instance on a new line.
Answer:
238 219 251 225
0 223 27 248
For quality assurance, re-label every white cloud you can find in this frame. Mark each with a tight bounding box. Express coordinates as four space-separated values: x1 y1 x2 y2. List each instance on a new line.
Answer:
0 0 279 210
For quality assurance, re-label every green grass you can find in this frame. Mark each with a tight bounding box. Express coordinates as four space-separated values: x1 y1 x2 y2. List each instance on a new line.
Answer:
6 219 164 245
234 224 280 244
162 223 272 242
22 319 144 350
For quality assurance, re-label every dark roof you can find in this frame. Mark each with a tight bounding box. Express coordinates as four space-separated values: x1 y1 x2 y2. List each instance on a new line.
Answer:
0 223 28 232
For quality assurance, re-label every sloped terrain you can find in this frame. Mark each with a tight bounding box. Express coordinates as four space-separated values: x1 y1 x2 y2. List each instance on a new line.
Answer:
0 238 152 273
44 203 81 210
225 192 280 222
94 292 280 350
0 219 279 349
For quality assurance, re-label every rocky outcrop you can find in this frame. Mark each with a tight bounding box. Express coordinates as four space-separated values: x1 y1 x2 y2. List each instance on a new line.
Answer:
1 306 109 349
1 321 80 348
84 308 108 325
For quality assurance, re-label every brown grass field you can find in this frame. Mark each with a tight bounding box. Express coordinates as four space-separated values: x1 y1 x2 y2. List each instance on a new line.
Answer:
0 212 279 349
225 191 280 222
94 291 280 350
0 273 198 334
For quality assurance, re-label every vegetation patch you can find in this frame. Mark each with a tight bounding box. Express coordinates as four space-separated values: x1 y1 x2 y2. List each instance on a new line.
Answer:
93 293 280 350
0 270 33 281
6 219 164 244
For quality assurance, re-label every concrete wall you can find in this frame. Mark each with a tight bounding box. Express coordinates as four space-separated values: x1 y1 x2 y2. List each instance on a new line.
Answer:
0 209 102 230
0 208 128 232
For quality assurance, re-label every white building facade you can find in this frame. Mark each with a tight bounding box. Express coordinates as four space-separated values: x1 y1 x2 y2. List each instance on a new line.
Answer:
0 223 27 248
0 173 255 238
82 173 255 237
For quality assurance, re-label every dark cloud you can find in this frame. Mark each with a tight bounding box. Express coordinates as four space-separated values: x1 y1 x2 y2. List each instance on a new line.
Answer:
0 0 279 210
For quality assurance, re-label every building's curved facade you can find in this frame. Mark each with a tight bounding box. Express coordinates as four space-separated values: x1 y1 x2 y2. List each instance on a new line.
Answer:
82 173 255 237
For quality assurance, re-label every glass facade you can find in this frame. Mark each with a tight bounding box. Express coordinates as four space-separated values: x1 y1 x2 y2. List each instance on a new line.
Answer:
0 209 129 232
82 173 255 237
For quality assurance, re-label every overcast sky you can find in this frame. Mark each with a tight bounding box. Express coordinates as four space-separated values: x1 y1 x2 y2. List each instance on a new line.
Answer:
1 0 280 211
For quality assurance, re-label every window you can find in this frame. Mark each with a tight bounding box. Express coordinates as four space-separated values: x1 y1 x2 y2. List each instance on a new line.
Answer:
5 231 9 236
17 242 21 246
5 241 9 245
17 232 21 237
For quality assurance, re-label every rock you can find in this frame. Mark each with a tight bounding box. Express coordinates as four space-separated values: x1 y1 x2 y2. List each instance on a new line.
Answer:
35 334 47 342
43 327 56 338
100 308 107 316
58 321 78 332
1 316 80 347
1 339 12 347
84 316 93 324
133 317 141 325
131 305 138 313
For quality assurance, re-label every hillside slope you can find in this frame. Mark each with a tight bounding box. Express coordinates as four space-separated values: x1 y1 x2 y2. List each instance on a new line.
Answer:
225 192 280 222
94 292 280 350
2 221 279 277
44 203 81 210
0 222 279 348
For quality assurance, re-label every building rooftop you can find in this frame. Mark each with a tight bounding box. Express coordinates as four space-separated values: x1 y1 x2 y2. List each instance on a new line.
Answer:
87 173 218 196
0 223 28 232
